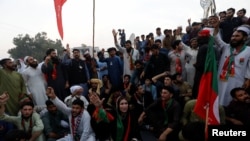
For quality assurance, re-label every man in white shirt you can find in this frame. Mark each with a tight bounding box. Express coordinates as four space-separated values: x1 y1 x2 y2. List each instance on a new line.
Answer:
155 27 165 43
46 87 95 141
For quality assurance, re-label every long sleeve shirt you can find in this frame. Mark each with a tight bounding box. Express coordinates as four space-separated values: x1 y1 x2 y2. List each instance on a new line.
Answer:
51 97 95 141
0 112 44 141
144 99 182 137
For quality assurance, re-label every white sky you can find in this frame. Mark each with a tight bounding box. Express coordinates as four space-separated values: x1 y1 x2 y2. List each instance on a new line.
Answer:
0 0 249 58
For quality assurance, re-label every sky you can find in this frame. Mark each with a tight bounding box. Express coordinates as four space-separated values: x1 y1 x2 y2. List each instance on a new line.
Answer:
0 0 249 59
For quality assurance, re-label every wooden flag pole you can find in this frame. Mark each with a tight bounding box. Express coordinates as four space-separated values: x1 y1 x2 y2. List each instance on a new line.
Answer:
92 0 95 57
205 103 209 141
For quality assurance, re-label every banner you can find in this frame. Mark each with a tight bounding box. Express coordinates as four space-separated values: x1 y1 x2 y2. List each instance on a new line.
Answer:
54 0 66 40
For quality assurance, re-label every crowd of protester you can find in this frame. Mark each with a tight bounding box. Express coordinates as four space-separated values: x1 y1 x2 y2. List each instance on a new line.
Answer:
0 7 250 141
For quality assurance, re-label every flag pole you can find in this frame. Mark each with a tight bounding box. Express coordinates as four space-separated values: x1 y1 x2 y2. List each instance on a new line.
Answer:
92 0 95 57
205 103 209 141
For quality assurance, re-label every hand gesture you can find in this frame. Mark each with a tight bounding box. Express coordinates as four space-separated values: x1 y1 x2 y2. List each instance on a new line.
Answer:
45 56 51 64
158 133 167 141
164 71 170 75
188 18 191 24
209 16 219 28
112 29 118 37
0 92 9 105
65 81 69 89
211 16 220 36
140 71 145 79
89 92 104 108
46 87 56 99
66 43 70 54
0 92 8 114
231 119 243 125
243 79 250 89
138 112 146 125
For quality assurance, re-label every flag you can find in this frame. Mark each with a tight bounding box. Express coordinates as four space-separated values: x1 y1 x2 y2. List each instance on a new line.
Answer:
193 36 220 125
54 0 66 40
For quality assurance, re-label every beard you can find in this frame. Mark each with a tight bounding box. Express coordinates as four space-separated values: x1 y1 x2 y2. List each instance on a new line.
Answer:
230 39 244 48
74 55 80 59
126 47 132 53
7 65 17 71
71 111 82 117
51 56 60 64
29 63 38 68
22 114 32 120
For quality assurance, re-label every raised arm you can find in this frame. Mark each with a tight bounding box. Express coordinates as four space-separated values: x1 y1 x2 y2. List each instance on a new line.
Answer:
152 71 169 83
181 41 191 52
112 29 126 52
212 16 228 50
0 93 19 125
46 87 71 115
0 93 9 116
62 44 72 65
21 72 32 95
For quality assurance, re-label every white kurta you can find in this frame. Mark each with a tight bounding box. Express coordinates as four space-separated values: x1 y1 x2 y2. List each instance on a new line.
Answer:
168 47 192 81
183 43 198 87
51 97 95 141
154 34 165 43
21 66 48 106
115 43 139 76
215 33 250 106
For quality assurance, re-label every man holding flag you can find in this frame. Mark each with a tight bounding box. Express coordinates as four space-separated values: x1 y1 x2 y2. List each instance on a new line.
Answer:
193 28 220 126
213 17 250 107
191 22 221 141
193 15 250 139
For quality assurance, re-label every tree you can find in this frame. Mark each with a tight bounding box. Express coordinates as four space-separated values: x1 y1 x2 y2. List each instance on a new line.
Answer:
81 43 87 47
8 32 65 62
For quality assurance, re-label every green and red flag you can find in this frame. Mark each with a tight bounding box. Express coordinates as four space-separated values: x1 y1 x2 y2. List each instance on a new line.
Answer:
54 0 66 40
193 35 220 125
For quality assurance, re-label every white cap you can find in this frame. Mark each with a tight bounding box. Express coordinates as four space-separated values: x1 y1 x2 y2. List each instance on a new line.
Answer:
237 26 250 36
24 56 30 64
70 85 82 94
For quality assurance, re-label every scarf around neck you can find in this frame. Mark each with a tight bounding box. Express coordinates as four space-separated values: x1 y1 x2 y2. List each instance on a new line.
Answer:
71 111 83 141
162 98 173 126
116 112 131 141
128 49 135 70
21 115 33 134
220 44 247 81
174 51 182 74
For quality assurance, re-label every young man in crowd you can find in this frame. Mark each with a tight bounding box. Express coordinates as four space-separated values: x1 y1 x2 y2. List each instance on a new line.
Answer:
41 100 70 141
46 87 95 141
0 92 45 141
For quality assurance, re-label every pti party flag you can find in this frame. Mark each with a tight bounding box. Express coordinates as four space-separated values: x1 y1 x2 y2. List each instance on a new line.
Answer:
54 0 66 40
193 35 220 125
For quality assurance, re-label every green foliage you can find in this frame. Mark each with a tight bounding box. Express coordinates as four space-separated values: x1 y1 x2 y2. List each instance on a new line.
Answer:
8 32 65 62
81 43 87 47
